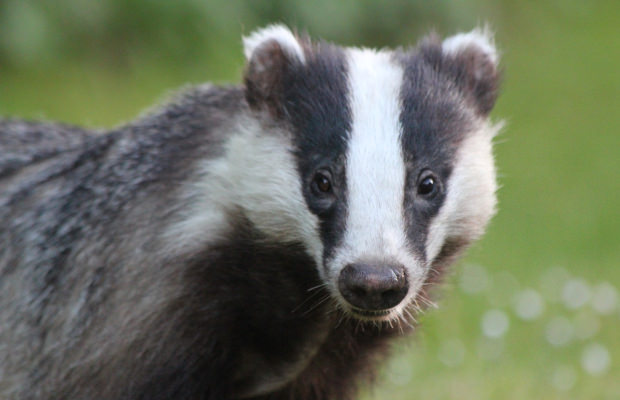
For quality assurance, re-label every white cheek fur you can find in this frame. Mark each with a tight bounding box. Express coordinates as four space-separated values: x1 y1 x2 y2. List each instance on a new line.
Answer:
164 118 324 272
426 121 500 263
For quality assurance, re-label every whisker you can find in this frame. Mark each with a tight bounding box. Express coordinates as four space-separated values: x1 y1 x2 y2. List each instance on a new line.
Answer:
418 295 438 309
404 308 417 325
395 315 411 334
334 310 347 329
291 288 326 313
396 318 405 335
301 294 332 316
307 282 329 292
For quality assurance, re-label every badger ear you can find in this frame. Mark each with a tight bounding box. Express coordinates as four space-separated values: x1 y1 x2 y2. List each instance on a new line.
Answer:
243 25 306 117
441 27 501 116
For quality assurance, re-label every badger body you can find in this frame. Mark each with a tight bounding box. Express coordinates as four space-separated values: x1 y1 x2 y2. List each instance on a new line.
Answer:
0 26 501 399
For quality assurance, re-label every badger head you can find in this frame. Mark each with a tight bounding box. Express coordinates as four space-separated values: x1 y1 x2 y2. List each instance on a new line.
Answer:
242 25 501 322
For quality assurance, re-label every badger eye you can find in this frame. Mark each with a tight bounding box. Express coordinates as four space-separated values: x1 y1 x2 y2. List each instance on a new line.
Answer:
313 172 332 194
417 174 437 196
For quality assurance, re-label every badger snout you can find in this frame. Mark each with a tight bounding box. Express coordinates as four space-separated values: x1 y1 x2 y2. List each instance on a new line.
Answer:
337 263 408 313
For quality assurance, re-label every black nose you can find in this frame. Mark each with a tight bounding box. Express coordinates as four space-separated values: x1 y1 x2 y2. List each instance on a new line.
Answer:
338 263 408 311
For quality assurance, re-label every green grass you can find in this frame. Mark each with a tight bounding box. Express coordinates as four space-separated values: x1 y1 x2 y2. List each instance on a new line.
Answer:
1 1 618 398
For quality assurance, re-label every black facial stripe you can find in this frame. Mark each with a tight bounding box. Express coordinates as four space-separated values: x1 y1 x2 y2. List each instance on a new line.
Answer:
280 41 352 266
396 44 473 261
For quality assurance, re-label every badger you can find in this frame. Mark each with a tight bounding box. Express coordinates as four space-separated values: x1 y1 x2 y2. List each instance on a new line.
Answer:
0 25 501 399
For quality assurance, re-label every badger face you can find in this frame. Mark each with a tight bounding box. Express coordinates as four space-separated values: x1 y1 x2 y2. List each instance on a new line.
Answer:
243 26 500 322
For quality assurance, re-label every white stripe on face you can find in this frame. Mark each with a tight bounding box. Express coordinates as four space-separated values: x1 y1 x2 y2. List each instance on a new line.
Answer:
328 49 422 284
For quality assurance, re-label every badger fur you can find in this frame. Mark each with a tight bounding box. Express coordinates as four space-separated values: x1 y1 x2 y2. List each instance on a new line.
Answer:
0 25 501 399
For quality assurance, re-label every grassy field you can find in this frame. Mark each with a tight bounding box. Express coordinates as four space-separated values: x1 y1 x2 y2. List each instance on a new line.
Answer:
1 1 618 399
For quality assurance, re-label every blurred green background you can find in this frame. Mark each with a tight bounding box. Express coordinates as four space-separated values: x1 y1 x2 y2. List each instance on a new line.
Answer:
1 1 618 399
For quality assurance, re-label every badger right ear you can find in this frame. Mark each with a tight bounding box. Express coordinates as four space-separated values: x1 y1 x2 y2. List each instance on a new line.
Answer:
243 25 306 117
441 27 501 117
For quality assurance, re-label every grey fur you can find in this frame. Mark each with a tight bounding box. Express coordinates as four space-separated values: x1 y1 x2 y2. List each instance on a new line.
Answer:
1 86 246 398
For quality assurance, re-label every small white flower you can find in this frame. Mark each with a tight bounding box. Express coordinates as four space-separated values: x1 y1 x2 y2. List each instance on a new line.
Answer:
562 278 591 310
590 282 618 315
514 288 545 320
581 343 611 376
481 309 509 338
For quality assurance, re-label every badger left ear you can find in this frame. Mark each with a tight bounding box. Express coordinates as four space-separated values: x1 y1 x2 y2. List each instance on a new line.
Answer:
243 25 306 117
441 28 501 116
